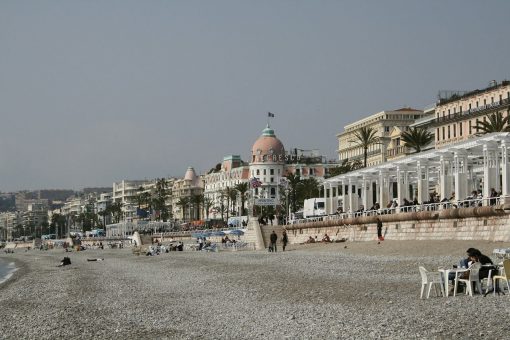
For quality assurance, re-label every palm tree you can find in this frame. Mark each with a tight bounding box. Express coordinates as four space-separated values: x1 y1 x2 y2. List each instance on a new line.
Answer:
234 182 249 216
326 159 355 178
350 126 380 167
153 178 170 221
203 196 213 220
176 197 189 221
110 201 123 223
475 112 510 135
299 178 321 200
190 194 203 220
400 127 434 153
286 173 301 213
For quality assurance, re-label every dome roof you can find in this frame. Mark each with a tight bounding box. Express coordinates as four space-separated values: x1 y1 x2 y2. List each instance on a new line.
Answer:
251 125 285 163
184 167 197 182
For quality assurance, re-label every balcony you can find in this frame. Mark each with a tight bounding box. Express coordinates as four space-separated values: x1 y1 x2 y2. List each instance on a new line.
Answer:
386 145 411 160
431 98 509 126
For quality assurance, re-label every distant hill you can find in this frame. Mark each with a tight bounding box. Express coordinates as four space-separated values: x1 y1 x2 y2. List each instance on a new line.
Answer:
0 194 15 212
83 187 112 195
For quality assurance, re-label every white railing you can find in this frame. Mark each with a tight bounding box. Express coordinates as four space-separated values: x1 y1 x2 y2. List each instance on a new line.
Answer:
286 196 506 226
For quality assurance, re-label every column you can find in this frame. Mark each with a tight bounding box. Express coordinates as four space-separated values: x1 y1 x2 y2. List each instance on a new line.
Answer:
501 139 510 203
362 175 373 211
454 150 469 205
416 160 429 204
378 170 389 211
396 165 409 212
339 179 349 213
439 154 453 201
483 142 499 204
348 177 359 213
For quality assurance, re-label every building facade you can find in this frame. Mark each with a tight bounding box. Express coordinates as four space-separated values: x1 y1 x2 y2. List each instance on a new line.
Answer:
337 108 431 167
203 155 250 220
432 80 510 149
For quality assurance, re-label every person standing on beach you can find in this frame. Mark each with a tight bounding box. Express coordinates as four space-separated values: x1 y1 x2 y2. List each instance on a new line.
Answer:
270 231 278 252
282 230 288 251
376 218 384 241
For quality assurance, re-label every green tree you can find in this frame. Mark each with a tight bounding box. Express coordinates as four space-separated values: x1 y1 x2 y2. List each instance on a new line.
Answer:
203 196 213 220
153 178 170 221
190 194 203 220
475 112 510 135
350 126 380 167
109 201 123 223
326 159 357 178
400 127 434 153
298 178 321 200
234 182 249 216
176 197 190 221
286 173 302 213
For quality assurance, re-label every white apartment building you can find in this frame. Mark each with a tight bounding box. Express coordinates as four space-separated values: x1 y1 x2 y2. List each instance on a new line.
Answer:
113 179 152 222
203 155 250 219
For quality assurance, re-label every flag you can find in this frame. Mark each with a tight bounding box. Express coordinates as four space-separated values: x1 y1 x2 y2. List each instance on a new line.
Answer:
250 177 262 188
268 112 275 118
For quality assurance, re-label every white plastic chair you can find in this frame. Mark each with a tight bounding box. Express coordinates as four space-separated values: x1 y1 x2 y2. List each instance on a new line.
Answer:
493 259 510 295
454 262 482 296
419 266 445 299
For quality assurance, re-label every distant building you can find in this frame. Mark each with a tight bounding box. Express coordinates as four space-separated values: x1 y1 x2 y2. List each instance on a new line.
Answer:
336 108 431 166
172 167 204 221
431 80 510 149
203 155 250 220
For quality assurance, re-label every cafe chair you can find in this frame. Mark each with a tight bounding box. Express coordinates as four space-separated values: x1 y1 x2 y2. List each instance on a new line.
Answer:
419 266 445 299
492 259 510 296
454 262 482 297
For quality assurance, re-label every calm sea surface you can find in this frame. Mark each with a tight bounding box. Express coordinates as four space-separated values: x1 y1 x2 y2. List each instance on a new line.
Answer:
0 258 17 284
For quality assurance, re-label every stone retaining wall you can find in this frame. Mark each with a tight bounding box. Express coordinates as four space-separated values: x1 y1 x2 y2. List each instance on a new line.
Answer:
257 205 510 246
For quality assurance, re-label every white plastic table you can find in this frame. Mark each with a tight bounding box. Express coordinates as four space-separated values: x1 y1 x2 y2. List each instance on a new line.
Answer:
438 267 469 297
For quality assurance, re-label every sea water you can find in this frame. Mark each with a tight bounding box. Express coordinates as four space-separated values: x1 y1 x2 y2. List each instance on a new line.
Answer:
0 258 17 284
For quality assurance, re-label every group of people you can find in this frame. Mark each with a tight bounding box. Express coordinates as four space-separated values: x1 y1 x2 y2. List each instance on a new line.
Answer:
447 247 497 293
269 230 288 252
258 215 276 226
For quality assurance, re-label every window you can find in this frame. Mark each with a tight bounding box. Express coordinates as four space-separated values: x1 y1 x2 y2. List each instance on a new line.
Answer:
436 128 440 141
491 97 494 103
484 99 487 106
270 169 274 175
256 169 260 175
270 188 276 196
263 169 266 175
460 106 462 113
447 125 450 139
469 103 472 110
459 122 463 136
270 177 274 183
469 120 472 134
442 126 445 140
384 126 390 132
476 101 479 107
453 124 456 138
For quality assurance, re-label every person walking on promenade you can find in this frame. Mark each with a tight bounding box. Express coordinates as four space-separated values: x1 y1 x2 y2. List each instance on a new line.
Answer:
270 230 278 252
376 218 384 241
282 230 288 251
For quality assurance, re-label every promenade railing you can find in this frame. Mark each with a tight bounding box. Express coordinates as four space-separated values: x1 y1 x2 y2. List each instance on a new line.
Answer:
287 195 506 226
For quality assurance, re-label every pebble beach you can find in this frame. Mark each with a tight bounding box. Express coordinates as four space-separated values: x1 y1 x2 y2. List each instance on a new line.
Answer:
1 240 510 339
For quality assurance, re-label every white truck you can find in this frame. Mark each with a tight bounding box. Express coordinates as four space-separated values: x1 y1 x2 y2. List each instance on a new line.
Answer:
303 198 327 218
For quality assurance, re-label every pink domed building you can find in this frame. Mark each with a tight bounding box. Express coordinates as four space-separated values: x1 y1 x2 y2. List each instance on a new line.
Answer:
249 125 286 199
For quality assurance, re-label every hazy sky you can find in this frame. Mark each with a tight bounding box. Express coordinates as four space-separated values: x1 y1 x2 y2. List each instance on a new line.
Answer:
1 1 510 192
